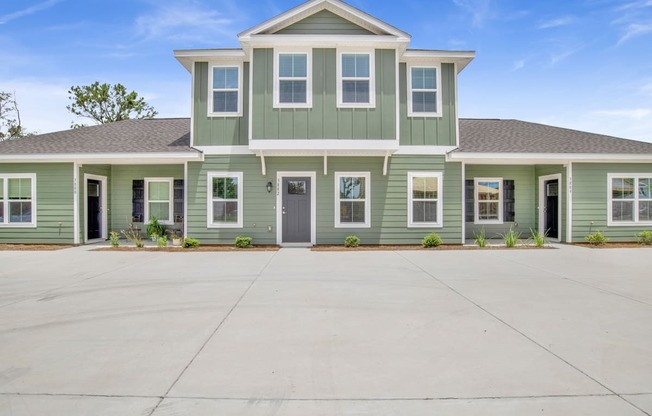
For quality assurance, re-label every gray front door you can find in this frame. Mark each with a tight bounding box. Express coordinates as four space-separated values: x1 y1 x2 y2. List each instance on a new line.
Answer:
282 177 311 243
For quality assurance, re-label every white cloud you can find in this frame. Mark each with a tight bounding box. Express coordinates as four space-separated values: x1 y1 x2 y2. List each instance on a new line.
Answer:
617 0 652 11
512 59 525 71
538 16 574 29
617 23 652 44
0 0 62 25
549 50 577 66
594 108 652 119
452 0 492 27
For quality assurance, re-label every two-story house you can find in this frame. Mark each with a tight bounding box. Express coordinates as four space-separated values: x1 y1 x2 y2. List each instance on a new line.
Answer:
1 0 652 246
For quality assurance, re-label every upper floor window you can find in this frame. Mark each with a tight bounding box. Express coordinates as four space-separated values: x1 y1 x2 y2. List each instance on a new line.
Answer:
337 51 375 108
209 64 242 116
608 174 652 225
408 66 441 117
274 51 312 108
475 178 503 224
0 174 36 227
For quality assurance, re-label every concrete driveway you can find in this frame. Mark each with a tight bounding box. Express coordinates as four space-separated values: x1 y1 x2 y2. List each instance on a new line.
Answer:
0 245 651 415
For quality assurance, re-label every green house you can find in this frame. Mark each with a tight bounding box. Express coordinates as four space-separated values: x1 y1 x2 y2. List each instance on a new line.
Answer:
1 0 652 246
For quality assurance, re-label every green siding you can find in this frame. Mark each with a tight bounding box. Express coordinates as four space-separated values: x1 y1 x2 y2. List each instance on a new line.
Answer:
399 63 457 146
534 165 567 242
276 10 375 35
572 163 652 242
193 62 249 146
187 155 463 245
109 165 184 232
78 165 111 242
465 165 536 239
0 163 74 244
252 48 396 140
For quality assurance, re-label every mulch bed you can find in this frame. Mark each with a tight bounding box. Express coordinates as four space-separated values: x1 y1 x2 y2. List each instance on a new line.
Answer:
311 244 555 251
0 244 74 251
572 242 651 249
93 245 279 252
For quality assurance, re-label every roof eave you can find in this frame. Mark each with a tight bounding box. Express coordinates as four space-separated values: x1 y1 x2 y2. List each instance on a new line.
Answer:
448 152 652 164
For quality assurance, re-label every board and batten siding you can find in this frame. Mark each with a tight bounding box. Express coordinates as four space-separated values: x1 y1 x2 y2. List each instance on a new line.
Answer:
251 48 397 140
465 165 536 239
78 164 111 243
275 10 375 35
572 163 652 242
0 163 74 244
534 165 567 242
109 165 184 232
193 62 250 146
399 63 457 146
186 155 463 245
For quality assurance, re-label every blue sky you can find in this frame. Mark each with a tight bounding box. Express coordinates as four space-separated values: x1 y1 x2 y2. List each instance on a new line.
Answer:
1 0 651 142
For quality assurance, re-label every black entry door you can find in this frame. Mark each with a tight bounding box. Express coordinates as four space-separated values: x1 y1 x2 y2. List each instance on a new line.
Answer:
87 179 101 240
282 177 311 243
544 179 558 238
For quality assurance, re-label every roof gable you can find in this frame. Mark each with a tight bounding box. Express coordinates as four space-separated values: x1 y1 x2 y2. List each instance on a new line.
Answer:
238 0 410 40
275 9 374 35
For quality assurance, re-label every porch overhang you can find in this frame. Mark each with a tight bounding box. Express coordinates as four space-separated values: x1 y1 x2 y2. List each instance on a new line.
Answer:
447 152 652 164
249 139 398 157
0 152 203 165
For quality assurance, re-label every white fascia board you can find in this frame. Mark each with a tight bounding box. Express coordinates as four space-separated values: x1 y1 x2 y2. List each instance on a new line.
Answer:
250 139 398 152
448 152 652 164
401 50 475 73
243 34 410 49
194 146 253 155
395 146 457 155
174 49 246 72
0 152 203 164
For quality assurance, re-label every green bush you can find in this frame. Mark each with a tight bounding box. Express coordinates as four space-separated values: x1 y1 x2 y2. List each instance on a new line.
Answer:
145 216 166 238
473 228 487 247
156 236 168 247
422 232 443 248
344 235 360 247
182 237 200 249
235 236 252 248
109 231 120 247
501 225 521 248
530 228 547 247
585 230 608 246
636 230 652 245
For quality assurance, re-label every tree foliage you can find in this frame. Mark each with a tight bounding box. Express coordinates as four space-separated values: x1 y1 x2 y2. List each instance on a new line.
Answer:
0 91 29 141
67 82 157 128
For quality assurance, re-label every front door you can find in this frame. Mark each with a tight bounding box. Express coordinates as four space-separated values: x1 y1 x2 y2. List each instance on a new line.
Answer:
543 179 559 239
87 179 102 240
282 177 311 243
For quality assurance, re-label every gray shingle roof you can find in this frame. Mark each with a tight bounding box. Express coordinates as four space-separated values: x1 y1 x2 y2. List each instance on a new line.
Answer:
458 119 652 154
0 118 195 155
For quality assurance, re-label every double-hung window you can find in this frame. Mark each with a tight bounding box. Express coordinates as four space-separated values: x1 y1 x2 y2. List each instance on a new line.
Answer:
475 178 503 224
338 51 375 107
408 66 440 116
209 65 241 116
208 172 243 228
408 172 443 227
335 172 370 227
274 51 311 107
145 178 173 225
0 174 36 227
608 174 652 225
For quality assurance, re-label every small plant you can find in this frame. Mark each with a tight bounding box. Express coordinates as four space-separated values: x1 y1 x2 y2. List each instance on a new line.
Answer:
501 225 521 248
585 230 608 246
422 232 443 248
344 235 360 248
156 236 168 247
182 237 200 249
109 231 120 247
235 236 252 248
146 216 166 239
121 223 144 248
474 228 487 247
530 228 547 247
636 230 652 245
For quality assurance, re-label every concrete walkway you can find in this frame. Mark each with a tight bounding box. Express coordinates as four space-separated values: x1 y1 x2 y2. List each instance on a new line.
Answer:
0 244 650 415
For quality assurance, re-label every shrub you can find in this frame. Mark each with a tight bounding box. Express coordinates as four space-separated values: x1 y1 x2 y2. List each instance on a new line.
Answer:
422 232 443 248
182 237 200 249
156 236 168 247
121 223 144 248
585 230 608 246
636 230 652 245
235 236 252 248
109 231 120 247
501 225 521 248
474 228 487 247
146 216 166 238
344 235 360 247
530 228 547 247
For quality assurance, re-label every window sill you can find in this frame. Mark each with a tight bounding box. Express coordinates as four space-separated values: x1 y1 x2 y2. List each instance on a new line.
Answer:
273 103 312 109
207 223 243 229
0 223 37 228
408 112 442 118
474 220 504 225
208 112 243 117
335 223 371 228
337 103 376 109
408 223 443 228
607 221 652 227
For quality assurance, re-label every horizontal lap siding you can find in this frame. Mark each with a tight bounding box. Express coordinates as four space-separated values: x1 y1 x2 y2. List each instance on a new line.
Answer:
0 163 74 243
572 163 652 242
186 155 463 245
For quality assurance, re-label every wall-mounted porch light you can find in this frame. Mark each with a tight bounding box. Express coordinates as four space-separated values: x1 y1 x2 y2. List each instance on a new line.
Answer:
266 181 273 193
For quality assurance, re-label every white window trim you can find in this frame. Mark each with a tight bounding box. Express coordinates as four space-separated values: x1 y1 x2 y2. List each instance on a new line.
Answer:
474 177 503 224
336 49 376 108
144 177 174 225
607 173 652 226
0 173 37 228
273 49 312 108
407 172 443 228
407 65 442 117
334 172 371 228
208 63 243 117
207 172 243 228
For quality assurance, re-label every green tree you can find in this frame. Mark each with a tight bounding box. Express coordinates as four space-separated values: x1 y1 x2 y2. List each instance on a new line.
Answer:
0 91 29 141
67 82 157 128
